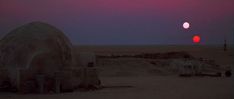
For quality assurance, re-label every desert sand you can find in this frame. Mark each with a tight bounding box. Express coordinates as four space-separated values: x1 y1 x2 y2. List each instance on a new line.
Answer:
0 76 232 99
0 45 233 99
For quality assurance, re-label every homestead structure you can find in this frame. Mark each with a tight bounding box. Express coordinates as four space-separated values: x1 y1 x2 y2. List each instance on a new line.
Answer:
0 22 101 93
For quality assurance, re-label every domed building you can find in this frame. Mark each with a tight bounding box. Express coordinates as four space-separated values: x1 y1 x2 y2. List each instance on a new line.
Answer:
0 22 100 93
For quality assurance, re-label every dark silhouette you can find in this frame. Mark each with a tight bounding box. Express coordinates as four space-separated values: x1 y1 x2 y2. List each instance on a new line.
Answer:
224 39 227 51
225 70 232 77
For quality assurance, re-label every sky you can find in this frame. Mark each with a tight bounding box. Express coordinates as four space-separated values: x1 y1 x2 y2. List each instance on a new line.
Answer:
0 0 234 45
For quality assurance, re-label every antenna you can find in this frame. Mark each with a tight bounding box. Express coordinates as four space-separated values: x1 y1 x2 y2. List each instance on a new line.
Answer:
224 38 227 51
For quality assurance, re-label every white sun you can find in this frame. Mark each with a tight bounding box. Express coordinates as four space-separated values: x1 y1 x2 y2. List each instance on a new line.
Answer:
183 22 190 29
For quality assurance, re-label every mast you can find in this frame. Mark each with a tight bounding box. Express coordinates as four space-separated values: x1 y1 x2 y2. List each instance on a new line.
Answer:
224 38 227 51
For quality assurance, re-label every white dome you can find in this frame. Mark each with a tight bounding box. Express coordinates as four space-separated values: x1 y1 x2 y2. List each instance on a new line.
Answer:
0 22 73 70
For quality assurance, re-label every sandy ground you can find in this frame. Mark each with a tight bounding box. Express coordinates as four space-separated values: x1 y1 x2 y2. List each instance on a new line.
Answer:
0 76 233 99
0 45 233 99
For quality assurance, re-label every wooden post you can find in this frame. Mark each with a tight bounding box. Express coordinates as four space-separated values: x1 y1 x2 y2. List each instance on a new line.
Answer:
36 74 45 93
55 72 61 93
224 39 227 51
16 68 20 91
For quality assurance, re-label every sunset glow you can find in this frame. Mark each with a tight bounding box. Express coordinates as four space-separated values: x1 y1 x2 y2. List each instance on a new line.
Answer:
0 0 233 45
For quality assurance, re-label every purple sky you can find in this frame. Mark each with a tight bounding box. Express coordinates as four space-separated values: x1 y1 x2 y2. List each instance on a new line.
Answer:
0 0 234 45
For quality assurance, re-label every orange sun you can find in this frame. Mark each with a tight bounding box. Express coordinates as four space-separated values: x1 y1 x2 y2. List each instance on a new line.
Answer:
193 35 201 43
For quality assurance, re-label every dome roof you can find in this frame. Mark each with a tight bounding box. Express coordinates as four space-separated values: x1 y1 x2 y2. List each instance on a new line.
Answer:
0 22 73 69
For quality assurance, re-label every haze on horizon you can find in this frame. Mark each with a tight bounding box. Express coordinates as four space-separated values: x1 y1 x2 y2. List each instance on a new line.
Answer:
0 0 234 45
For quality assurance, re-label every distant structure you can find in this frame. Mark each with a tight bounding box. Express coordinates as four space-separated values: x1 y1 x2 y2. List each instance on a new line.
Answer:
0 22 101 93
224 39 227 51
